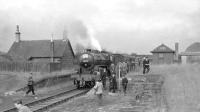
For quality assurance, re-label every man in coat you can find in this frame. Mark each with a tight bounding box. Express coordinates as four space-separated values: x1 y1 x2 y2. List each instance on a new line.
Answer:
109 74 117 93
143 57 150 74
26 73 35 95
101 68 107 90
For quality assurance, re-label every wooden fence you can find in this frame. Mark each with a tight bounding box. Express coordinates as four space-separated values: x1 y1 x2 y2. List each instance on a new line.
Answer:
0 62 61 72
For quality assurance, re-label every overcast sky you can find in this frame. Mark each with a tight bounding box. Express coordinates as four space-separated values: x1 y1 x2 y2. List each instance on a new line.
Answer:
0 0 200 54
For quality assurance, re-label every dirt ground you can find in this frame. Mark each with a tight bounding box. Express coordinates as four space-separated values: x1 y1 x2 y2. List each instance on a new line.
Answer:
48 71 162 112
1 64 200 112
49 64 200 112
0 72 27 94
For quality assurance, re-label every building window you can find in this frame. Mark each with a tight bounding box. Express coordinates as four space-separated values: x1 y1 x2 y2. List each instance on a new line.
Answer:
158 53 164 58
54 58 61 63
160 46 166 50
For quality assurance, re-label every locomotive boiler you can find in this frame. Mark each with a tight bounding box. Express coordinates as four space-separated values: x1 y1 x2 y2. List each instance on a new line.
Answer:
72 49 112 88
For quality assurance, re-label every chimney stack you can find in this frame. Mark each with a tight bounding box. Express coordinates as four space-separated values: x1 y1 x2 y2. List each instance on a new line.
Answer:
175 42 179 60
63 30 68 41
15 25 21 42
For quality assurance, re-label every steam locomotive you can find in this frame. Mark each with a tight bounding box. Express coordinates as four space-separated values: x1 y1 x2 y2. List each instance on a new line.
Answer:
72 49 112 88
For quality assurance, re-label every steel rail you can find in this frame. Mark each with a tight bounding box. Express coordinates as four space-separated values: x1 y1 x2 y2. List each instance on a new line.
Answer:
3 88 89 112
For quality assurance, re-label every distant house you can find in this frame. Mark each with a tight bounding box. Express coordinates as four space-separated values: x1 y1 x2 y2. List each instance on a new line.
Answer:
185 42 200 63
7 25 75 69
151 44 175 64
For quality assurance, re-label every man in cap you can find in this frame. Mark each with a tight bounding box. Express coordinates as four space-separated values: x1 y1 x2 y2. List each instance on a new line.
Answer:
26 73 35 95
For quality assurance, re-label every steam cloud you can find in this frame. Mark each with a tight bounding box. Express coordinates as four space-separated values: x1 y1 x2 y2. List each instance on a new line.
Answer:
66 19 102 53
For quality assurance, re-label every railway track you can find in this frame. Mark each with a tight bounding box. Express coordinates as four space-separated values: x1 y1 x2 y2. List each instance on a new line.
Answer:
3 88 89 112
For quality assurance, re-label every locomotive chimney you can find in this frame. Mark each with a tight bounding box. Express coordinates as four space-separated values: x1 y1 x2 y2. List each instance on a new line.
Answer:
15 25 21 42
175 42 179 61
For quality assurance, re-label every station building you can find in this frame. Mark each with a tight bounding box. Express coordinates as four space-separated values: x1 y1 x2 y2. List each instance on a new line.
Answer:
7 26 75 68
0 25 75 72
151 44 177 65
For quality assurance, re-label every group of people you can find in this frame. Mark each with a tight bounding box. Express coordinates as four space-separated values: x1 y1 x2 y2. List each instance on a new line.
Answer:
109 73 129 95
93 57 150 106
93 67 129 106
95 68 129 94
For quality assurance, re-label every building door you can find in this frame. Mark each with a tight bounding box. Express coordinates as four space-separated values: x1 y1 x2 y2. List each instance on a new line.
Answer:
158 58 164 64
158 53 164 64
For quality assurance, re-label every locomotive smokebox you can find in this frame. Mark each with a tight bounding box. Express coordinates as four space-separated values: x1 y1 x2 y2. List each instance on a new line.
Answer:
79 53 94 68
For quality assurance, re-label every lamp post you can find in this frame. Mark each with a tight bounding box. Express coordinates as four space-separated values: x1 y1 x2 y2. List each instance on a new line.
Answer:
118 63 121 92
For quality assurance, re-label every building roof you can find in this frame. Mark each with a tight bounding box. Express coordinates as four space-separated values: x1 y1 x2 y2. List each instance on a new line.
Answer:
0 54 13 61
185 42 200 52
7 39 74 61
0 51 5 55
151 44 174 53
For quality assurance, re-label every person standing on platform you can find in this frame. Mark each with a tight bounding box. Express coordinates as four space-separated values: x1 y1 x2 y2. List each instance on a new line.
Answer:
122 75 128 95
101 68 107 90
143 57 150 74
26 73 35 96
94 79 103 106
110 74 117 93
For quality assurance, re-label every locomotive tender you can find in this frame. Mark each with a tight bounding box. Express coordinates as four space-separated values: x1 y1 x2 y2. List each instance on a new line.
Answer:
72 49 112 88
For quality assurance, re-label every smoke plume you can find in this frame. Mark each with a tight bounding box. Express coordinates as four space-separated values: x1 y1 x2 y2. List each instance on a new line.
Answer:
66 19 102 52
